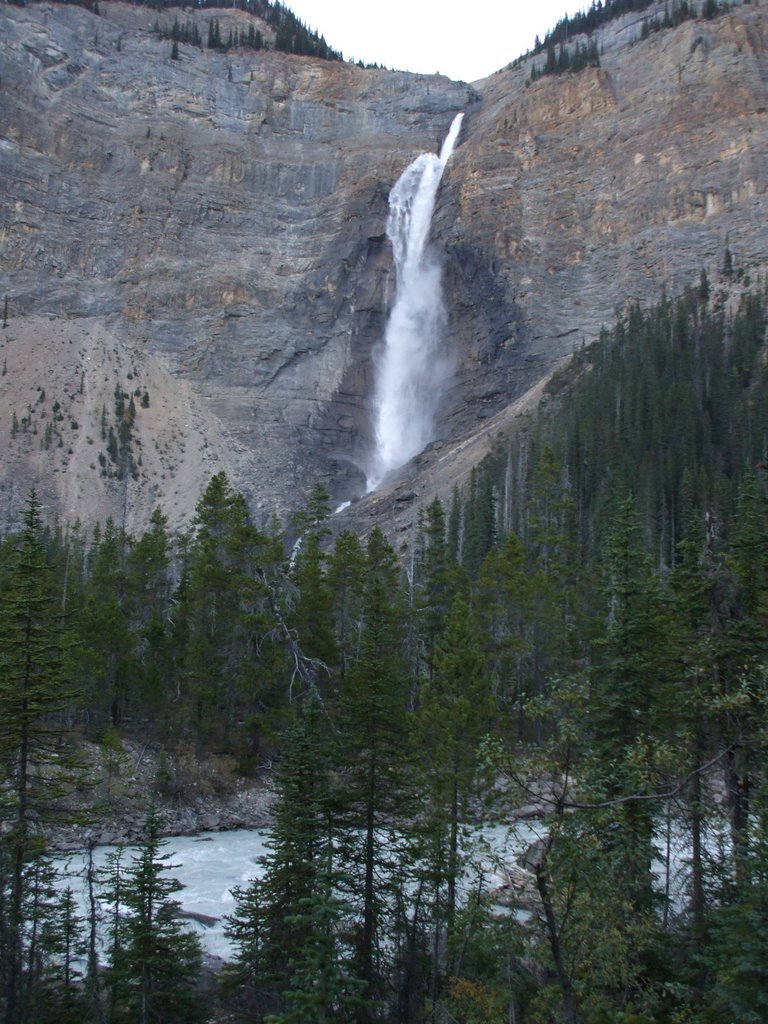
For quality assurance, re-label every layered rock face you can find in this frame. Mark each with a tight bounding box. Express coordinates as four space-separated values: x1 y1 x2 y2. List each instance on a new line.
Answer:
0 1 470 528
441 2 768 390
1 0 766 533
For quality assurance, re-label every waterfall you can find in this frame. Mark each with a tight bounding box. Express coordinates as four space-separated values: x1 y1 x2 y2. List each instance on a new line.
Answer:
366 113 464 492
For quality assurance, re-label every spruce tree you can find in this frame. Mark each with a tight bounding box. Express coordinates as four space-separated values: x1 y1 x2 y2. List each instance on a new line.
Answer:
476 530 533 738
417 594 491 1001
181 473 270 746
337 528 414 1017
226 695 363 1022
125 507 174 726
36 886 88 1024
289 527 337 690
107 808 201 1024
327 530 366 688
0 491 79 1024
77 518 135 731
589 496 675 913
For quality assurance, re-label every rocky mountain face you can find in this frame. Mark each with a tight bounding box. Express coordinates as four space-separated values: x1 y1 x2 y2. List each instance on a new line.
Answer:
1 0 766 538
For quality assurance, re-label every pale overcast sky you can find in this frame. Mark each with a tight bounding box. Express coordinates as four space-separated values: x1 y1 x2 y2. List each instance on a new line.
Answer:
285 1 586 82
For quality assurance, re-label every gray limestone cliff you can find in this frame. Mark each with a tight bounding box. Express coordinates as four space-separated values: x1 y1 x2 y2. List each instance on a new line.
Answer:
1 0 766 534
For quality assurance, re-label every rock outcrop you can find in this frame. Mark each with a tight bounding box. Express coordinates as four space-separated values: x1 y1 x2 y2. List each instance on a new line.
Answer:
441 1 768 394
1 0 766 534
46 737 276 851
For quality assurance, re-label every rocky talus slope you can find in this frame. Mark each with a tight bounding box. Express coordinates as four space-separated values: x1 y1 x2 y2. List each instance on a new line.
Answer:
1 0 767 536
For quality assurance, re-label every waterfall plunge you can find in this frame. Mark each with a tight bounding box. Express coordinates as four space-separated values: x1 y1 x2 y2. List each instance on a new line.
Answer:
366 113 464 492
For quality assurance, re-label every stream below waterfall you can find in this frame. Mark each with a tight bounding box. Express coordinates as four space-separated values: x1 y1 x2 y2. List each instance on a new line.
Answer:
53 822 541 961
52 817 698 962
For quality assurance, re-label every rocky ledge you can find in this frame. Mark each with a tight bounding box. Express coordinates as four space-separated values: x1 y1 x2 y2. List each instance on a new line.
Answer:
46 737 276 851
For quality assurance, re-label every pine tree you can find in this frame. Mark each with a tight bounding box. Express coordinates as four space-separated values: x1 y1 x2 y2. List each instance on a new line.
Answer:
226 695 364 1022
336 528 415 1017
126 508 174 726
289 519 337 691
77 518 134 731
108 809 201 1024
36 886 88 1024
589 496 675 912
413 498 466 681
476 530 534 738
327 530 366 688
0 491 80 1024
417 594 491 1003
181 473 270 746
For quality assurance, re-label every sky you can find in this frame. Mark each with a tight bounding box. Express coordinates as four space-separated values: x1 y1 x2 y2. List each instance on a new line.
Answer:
285 1 586 82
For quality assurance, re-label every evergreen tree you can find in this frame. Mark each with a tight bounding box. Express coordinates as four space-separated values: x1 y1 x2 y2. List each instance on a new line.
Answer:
327 530 366 688
589 496 676 913
719 473 768 864
476 530 534 738
226 695 363 1022
413 498 465 681
524 445 581 742
268 854 364 1024
181 473 270 746
417 595 492 1004
36 886 89 1024
77 518 135 731
126 508 174 727
706 789 768 1023
462 468 497 578
289 486 337 690
0 491 79 1024
666 510 733 1007
108 808 201 1023
337 528 414 1017
99 846 128 1021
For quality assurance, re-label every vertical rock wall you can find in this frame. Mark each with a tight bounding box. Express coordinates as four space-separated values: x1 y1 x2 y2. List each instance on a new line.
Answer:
1 1 767 531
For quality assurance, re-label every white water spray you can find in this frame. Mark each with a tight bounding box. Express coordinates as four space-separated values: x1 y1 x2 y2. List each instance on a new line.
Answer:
366 113 464 491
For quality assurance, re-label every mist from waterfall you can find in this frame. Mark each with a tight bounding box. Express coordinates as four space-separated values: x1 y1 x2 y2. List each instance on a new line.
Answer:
366 113 464 492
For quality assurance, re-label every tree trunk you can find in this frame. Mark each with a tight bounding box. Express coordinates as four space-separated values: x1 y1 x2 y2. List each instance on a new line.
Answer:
535 861 583 1024
689 749 708 1003
725 745 750 876
361 750 376 1018
86 845 106 1024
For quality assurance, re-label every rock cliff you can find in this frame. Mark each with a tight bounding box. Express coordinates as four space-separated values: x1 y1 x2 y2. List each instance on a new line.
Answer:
1 0 766 535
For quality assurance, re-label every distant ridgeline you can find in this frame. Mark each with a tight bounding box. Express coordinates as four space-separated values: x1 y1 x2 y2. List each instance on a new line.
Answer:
20 0 343 61
527 0 733 80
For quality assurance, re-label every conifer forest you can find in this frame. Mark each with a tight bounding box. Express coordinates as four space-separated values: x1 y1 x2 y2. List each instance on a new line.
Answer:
1 280 767 1023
